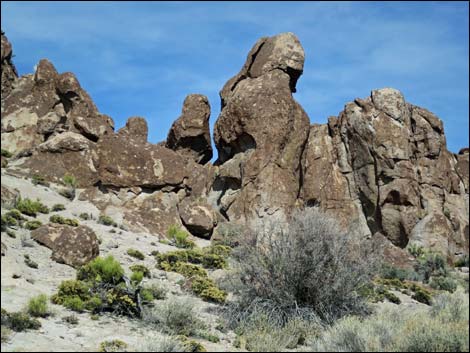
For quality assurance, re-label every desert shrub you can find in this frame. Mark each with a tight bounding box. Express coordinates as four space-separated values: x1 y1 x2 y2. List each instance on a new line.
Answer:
167 225 195 249
79 212 91 220
59 188 76 200
156 246 229 271
211 222 244 248
407 243 426 258
1 149 12 158
77 256 124 285
62 174 77 188
178 336 207 352
62 314 79 325
49 214 79 227
127 248 145 260
52 203 66 211
158 261 207 278
415 252 448 282
24 220 42 230
31 174 49 187
454 255 469 268
130 271 144 285
24 254 38 269
411 286 432 305
1 214 18 230
130 264 151 278
98 339 128 352
1 325 12 343
142 283 167 300
15 197 49 216
430 275 458 293
27 294 49 317
228 208 377 324
190 276 227 303
3 311 41 332
138 335 185 352
6 209 25 221
6 230 16 238
98 214 118 227
380 263 422 282
143 297 204 336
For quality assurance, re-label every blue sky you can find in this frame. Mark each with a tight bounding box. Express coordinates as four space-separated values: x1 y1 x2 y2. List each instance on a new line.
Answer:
1 1 469 155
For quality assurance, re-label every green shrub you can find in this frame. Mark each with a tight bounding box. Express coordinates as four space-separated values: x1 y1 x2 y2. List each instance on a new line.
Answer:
5 209 24 221
31 174 49 187
140 289 154 302
158 261 207 278
415 252 449 282
1 214 18 230
127 248 145 260
411 286 433 305
79 213 91 220
430 276 458 293
156 246 229 270
142 283 167 300
16 197 49 216
24 220 42 230
407 243 426 258
98 339 128 352
27 294 49 317
24 254 38 269
98 215 118 227
130 271 144 285
77 256 124 285
63 296 85 312
211 222 244 248
190 276 227 303
383 291 401 305
52 204 66 212
3 311 41 332
62 314 79 325
1 149 12 158
178 336 207 352
454 255 469 268
49 214 79 227
129 264 151 278
167 225 195 249
62 174 77 188
380 263 421 282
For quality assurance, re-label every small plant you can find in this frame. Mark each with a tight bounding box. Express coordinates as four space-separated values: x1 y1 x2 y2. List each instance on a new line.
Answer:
49 214 79 227
24 254 38 269
190 276 227 303
429 276 458 293
98 214 118 227
178 336 207 352
52 204 66 212
62 314 79 325
77 256 124 285
98 339 128 352
142 283 167 300
2 311 41 332
31 174 49 187
24 220 42 230
1 214 18 230
16 197 49 216
1 149 12 158
6 230 16 238
127 248 145 260
129 264 151 278
454 255 469 268
138 335 185 352
411 285 433 305
79 213 91 220
62 174 77 188
130 271 144 285
27 294 49 317
167 225 195 249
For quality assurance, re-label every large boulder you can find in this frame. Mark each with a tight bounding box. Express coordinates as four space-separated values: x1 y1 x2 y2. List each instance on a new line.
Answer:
1 32 18 99
31 224 100 267
166 94 212 164
213 32 310 221
178 198 217 239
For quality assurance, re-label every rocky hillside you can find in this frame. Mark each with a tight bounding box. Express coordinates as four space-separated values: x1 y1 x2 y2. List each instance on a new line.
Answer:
2 31 468 263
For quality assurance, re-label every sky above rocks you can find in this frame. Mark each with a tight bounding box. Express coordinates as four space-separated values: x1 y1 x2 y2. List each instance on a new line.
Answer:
2 1 469 156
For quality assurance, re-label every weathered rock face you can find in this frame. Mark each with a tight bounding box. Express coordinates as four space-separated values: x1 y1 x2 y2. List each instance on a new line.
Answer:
31 224 100 267
179 198 217 239
1 184 19 209
213 32 310 221
301 88 469 259
166 94 212 164
1 32 17 99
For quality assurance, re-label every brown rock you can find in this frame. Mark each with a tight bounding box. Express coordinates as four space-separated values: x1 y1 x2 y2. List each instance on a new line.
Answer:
117 116 148 144
1 32 18 99
1 184 20 209
179 198 217 238
32 224 99 267
166 94 212 164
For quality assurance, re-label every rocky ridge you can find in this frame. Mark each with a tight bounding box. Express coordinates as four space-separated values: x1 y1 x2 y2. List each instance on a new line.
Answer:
1 31 468 265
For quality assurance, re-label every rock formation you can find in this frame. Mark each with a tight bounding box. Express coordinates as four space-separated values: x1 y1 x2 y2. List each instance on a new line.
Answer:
1 30 468 263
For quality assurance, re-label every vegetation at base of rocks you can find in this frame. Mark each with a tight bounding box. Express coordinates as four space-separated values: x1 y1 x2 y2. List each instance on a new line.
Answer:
167 225 195 249
59 188 76 200
49 214 79 227
53 256 144 318
429 275 458 293
1 149 13 158
225 209 377 327
62 314 79 325
142 297 204 336
98 339 128 352
31 174 50 187
130 271 144 285
1 213 19 230
130 264 151 278
156 245 231 270
454 255 469 268
309 289 469 352
98 214 118 227
24 220 42 230
15 197 49 216
24 254 38 269
189 277 227 304
1 308 41 332
27 294 50 317
127 248 145 260
177 336 207 352
79 212 92 220
138 335 185 352
211 222 244 248
142 283 167 301
52 203 66 211
62 174 77 188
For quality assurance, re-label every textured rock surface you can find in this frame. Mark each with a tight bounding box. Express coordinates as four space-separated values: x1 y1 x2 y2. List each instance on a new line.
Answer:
166 94 212 164
179 198 217 239
213 32 310 222
32 224 100 267
1 32 17 99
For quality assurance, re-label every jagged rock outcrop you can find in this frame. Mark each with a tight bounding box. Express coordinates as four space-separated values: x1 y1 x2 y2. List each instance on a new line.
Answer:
166 94 212 164
213 32 310 221
301 88 469 259
1 32 17 99
31 224 100 267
